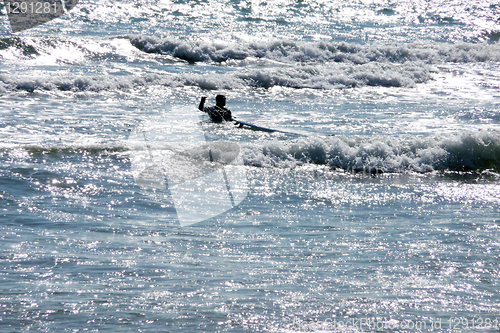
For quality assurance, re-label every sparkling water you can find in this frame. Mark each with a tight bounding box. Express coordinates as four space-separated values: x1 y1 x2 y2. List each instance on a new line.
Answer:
1 0 499 331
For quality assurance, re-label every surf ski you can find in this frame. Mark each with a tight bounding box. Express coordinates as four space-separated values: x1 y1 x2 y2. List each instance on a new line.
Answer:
233 120 279 133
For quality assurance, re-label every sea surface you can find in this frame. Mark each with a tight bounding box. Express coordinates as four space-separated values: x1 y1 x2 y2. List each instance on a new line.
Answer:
1 0 500 332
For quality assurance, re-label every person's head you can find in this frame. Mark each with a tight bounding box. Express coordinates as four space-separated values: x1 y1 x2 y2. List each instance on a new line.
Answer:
215 95 226 107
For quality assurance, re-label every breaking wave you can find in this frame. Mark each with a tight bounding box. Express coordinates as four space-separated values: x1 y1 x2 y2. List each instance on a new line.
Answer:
5 130 500 174
0 36 499 93
128 35 500 65
0 62 429 92
240 130 500 173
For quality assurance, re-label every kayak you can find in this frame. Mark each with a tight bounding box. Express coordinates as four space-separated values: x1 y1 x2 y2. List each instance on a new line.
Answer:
233 120 279 133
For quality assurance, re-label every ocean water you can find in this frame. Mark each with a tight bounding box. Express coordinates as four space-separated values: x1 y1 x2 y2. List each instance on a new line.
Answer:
1 0 500 331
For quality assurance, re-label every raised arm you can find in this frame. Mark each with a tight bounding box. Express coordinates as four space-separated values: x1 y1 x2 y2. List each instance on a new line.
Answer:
198 96 207 112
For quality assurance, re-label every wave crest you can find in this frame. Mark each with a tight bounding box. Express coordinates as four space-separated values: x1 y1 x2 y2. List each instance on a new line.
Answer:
241 131 500 173
1 36 498 93
0 61 430 92
129 35 500 65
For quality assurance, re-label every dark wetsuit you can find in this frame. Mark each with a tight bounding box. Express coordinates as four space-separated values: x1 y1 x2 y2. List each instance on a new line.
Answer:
203 106 232 123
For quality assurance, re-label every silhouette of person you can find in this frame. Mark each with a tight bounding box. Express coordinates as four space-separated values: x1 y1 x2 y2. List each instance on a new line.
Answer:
198 95 233 122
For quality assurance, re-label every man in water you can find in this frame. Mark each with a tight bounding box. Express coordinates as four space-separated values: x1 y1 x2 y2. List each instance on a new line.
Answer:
198 95 234 122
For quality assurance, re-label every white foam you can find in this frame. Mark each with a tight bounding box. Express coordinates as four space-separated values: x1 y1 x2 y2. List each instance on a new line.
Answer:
0 60 431 93
239 130 500 173
3 129 499 173
2 36 499 92
129 35 500 65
